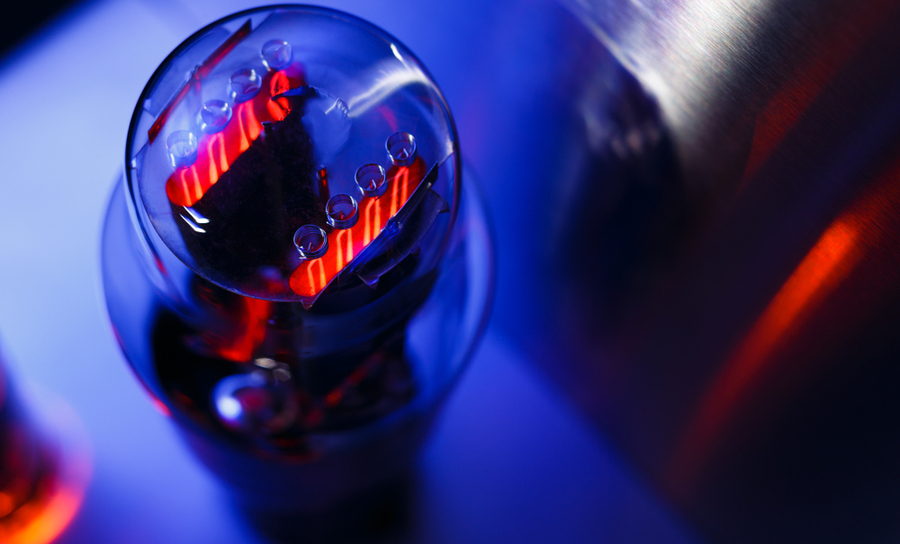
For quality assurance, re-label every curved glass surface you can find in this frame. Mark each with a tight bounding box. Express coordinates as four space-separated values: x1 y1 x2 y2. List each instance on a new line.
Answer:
108 6 492 514
125 5 460 305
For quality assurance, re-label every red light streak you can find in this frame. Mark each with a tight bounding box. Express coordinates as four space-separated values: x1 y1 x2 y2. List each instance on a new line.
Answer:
400 166 409 204
130 377 171 418
670 220 860 486
236 102 260 153
363 198 376 246
176 165 202 203
390 167 409 218
196 20 252 79
669 158 900 491
335 228 354 271
305 351 389 424
289 160 427 298
306 258 327 296
3 485 82 544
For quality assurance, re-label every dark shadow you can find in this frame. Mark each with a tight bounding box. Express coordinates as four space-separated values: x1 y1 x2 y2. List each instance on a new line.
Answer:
237 473 414 544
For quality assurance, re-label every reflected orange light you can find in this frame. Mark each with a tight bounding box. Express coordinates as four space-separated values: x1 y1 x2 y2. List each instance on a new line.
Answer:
4 486 82 544
216 296 271 363
670 158 900 490
155 51 424 300
671 220 860 485
0 396 92 544
267 71 292 121
389 167 401 217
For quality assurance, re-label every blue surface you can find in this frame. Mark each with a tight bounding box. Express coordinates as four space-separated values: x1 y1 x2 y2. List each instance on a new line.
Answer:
0 0 700 541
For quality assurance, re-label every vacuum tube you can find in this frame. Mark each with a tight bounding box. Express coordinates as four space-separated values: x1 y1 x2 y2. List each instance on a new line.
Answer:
101 4 492 526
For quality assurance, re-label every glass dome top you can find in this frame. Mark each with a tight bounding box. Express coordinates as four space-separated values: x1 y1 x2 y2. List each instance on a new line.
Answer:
125 5 460 305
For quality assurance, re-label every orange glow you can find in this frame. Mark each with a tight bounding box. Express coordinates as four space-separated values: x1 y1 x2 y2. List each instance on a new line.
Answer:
165 65 306 207
244 104 260 140
289 160 427 299
670 158 900 490
154 51 424 300
0 396 91 544
177 166 204 205
216 296 271 362
236 101 260 153
305 258 326 295
400 166 409 204
3 486 83 544
207 133 228 181
363 198 376 246
335 228 354 271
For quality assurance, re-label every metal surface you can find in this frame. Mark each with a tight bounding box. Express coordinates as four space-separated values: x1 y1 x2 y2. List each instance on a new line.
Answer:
490 1 900 542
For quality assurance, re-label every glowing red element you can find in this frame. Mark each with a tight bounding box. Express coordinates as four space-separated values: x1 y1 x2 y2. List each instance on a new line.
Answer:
216 296 272 363
335 229 353 270
267 71 293 121
165 65 306 207
289 158 428 298
153 43 421 300
196 20 252 79
148 20 253 144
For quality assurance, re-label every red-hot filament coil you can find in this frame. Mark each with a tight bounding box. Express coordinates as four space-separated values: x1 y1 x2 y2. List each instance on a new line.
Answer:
159 55 426 299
